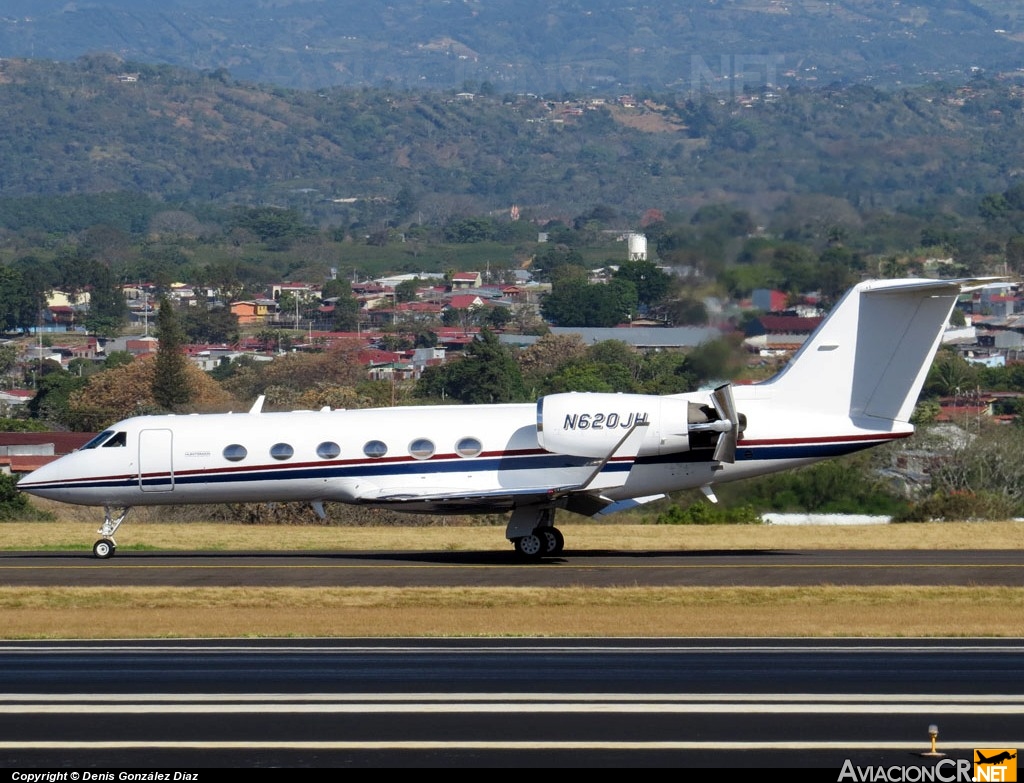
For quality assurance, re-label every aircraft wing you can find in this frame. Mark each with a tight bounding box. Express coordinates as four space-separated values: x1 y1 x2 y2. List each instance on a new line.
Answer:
364 487 561 514
361 418 652 514
366 485 665 519
364 469 629 514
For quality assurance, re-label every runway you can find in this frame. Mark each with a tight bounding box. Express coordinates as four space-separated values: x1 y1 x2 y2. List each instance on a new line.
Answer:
2 548 1024 586
2 549 1022 767
0 638 1021 768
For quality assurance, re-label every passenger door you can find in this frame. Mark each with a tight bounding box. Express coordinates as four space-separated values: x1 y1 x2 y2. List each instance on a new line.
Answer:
138 428 174 492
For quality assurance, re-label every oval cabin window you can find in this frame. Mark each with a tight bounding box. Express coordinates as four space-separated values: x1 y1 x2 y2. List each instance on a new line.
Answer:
455 437 482 458
270 443 294 461
363 440 388 458
316 442 341 459
223 444 248 462
408 438 435 459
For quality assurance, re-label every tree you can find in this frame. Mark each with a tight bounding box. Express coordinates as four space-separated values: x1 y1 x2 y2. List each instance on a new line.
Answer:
443 216 494 243
896 421 1024 520
683 336 746 386
218 339 366 408
180 305 240 344
327 281 360 332
82 264 128 338
0 266 37 332
413 330 438 349
417 327 526 403
517 333 588 386
104 351 135 370
921 348 978 399
1007 235 1024 273
531 245 585 282
0 345 16 375
230 206 309 242
714 453 908 516
485 306 512 329
152 296 192 411
612 259 672 309
65 356 235 431
542 360 630 393
662 296 708 326
541 277 637 327
394 278 421 303
0 472 48 520
10 255 55 332
27 369 89 427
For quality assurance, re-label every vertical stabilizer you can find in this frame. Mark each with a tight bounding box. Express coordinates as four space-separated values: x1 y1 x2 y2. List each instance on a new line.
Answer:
761 278 993 425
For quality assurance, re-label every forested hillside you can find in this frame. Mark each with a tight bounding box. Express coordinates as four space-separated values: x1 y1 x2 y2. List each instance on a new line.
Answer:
3 0 1024 93
2 56 1024 231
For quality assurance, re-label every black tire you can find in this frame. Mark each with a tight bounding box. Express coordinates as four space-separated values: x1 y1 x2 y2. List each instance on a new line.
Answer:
547 526 565 555
513 533 544 561
93 539 115 559
538 527 564 555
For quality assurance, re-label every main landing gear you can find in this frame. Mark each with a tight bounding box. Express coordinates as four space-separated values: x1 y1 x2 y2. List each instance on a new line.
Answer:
507 507 565 561
93 506 131 559
512 526 565 560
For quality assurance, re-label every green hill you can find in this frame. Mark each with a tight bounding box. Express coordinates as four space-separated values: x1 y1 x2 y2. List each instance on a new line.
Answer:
0 56 1023 227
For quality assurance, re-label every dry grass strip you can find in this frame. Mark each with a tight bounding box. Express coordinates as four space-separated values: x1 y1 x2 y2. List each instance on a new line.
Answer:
1 586 1021 639
4 520 1024 552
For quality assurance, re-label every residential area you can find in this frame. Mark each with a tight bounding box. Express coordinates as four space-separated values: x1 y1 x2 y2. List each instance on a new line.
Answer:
3 262 1024 479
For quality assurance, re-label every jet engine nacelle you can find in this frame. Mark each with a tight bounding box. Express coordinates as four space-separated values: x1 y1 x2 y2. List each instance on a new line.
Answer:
537 392 693 458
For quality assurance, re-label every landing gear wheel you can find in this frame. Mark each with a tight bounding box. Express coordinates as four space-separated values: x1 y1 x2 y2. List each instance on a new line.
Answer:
93 538 116 559
538 527 565 555
550 527 565 554
514 533 544 561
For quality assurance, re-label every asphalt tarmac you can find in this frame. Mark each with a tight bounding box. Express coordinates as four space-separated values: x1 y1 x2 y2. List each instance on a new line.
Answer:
2 548 1023 587
1 638 1020 768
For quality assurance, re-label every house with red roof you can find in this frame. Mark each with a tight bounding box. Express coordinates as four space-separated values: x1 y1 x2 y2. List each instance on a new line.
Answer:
751 289 789 313
450 272 482 289
0 431 95 475
0 389 34 415
446 294 485 311
394 301 444 323
125 336 159 358
743 314 824 355
935 394 998 424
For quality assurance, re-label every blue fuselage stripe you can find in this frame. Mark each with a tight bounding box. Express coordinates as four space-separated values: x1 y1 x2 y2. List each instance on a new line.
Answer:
23 440 881 494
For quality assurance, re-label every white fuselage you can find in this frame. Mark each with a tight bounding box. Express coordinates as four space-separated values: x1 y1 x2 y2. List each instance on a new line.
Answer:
17 386 912 514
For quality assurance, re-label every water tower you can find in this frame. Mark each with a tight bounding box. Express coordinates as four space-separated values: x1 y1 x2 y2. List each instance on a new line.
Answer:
627 232 647 261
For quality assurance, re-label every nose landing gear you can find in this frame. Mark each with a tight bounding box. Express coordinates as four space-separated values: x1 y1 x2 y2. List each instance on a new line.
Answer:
92 506 131 559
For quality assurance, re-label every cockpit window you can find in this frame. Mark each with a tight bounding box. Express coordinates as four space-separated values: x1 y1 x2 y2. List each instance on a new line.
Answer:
81 431 115 449
102 432 127 448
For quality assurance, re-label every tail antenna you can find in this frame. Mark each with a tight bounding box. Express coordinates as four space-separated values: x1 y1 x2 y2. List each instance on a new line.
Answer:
710 383 740 464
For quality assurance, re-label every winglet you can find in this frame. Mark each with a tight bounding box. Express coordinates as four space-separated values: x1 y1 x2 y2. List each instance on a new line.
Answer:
249 395 265 415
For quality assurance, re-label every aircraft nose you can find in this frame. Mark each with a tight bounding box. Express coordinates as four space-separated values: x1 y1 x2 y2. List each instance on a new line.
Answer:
17 458 68 500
